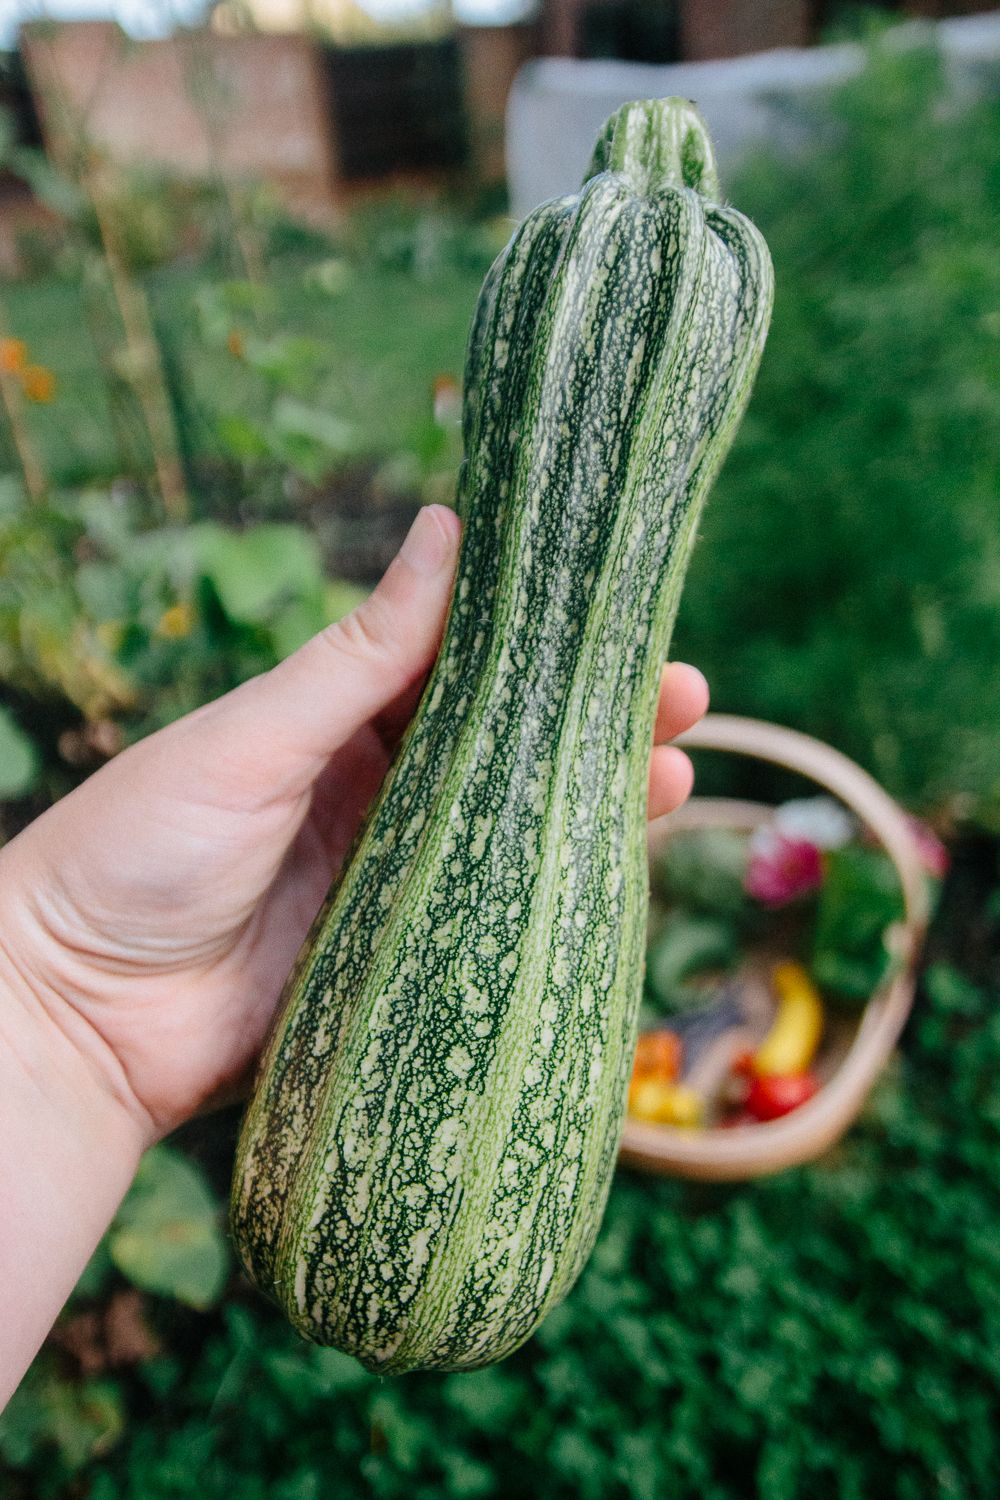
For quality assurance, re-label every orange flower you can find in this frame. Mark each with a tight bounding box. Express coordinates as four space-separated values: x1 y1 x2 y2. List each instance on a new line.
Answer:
227 329 245 359
0 338 27 374
20 365 56 403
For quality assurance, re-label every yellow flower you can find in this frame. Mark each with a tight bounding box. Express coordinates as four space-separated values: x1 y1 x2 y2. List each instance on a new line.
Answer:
95 621 125 653
157 601 195 639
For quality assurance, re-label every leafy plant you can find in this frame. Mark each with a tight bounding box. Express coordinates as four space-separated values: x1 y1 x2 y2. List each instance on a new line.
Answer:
812 843 906 998
675 36 1000 806
0 478 367 799
0 1363 124 1476
102 1147 230 1311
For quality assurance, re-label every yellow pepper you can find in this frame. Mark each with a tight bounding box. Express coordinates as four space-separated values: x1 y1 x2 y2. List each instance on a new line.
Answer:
753 961 824 1077
628 1078 704 1127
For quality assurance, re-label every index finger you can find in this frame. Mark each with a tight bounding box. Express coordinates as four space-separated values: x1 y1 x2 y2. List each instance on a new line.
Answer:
653 662 709 744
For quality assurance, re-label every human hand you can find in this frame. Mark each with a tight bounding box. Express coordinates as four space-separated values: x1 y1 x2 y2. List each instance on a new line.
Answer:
0 506 707 1144
0 504 707 1399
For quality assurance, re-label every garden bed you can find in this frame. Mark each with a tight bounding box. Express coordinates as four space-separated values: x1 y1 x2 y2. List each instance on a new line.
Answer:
3 826 1000 1500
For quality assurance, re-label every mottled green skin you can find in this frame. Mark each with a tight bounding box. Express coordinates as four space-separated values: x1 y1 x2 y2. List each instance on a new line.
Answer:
232 98 773 1375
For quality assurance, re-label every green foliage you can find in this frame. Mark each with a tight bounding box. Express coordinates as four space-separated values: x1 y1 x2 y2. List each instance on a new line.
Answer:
190 522 330 656
0 489 136 724
106 1146 229 1311
0 207 486 497
194 282 358 483
645 910 736 1013
0 1364 123 1474
67 1145 230 1312
0 481 367 793
0 701 38 796
6 846 1000 1499
344 198 508 282
811 844 905 999
174 245 473 499
675 37 1000 805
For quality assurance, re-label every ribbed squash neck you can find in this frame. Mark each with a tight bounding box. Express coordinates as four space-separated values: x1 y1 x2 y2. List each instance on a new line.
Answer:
583 97 719 202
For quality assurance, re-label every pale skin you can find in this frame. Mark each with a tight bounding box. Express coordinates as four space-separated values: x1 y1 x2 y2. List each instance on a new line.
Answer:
0 504 709 1407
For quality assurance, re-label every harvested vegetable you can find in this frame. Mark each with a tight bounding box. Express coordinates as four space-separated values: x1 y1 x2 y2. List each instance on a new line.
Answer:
232 98 772 1374
745 1070 820 1122
629 1078 704 1127
632 1028 683 1084
752 962 824 1077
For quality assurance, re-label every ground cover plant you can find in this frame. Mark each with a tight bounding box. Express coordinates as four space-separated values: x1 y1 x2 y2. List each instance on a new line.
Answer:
3 835 1000 1500
5 29 1000 1500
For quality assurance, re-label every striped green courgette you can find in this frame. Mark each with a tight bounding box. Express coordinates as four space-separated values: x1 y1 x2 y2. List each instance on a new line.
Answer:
232 97 773 1374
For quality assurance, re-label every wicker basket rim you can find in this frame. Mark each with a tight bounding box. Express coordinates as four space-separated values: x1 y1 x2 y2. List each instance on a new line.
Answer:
619 713 930 1181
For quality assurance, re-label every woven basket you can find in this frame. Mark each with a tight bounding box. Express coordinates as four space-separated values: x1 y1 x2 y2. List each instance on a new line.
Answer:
618 714 931 1181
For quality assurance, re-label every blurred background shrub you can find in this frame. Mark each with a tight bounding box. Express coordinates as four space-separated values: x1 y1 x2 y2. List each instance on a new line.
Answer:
675 40 1000 809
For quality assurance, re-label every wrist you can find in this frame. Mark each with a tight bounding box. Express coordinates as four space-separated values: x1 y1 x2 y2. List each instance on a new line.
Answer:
0 945 148 1408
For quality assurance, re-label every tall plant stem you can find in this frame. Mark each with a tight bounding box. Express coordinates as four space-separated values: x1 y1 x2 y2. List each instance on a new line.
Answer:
179 31 267 295
0 298 47 505
86 172 191 524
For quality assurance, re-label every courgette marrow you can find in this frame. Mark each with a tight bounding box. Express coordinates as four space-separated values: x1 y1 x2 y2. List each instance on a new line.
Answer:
232 97 773 1374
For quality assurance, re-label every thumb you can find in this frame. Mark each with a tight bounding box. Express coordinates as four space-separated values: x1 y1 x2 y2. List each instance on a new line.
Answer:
0 506 461 932
205 503 463 797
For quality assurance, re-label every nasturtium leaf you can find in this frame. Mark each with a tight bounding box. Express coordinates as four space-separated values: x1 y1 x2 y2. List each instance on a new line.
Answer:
108 1145 228 1309
192 522 325 626
0 704 39 799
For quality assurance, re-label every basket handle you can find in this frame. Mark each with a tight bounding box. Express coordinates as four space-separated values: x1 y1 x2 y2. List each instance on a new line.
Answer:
673 714 931 933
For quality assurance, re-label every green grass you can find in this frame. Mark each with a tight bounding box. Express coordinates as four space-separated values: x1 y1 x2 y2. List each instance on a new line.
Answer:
0 277 120 482
0 247 488 491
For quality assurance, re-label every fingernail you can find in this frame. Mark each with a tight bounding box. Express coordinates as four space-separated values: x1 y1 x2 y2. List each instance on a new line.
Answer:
398 506 452 579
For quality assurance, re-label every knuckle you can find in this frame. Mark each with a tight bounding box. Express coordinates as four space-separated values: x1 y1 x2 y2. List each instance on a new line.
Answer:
321 595 396 666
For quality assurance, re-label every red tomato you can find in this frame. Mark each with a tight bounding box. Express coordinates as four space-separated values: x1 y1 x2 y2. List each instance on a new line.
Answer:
745 1070 819 1122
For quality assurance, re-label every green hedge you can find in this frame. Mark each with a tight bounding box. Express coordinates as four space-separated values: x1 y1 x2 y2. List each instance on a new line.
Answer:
676 39 1000 806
